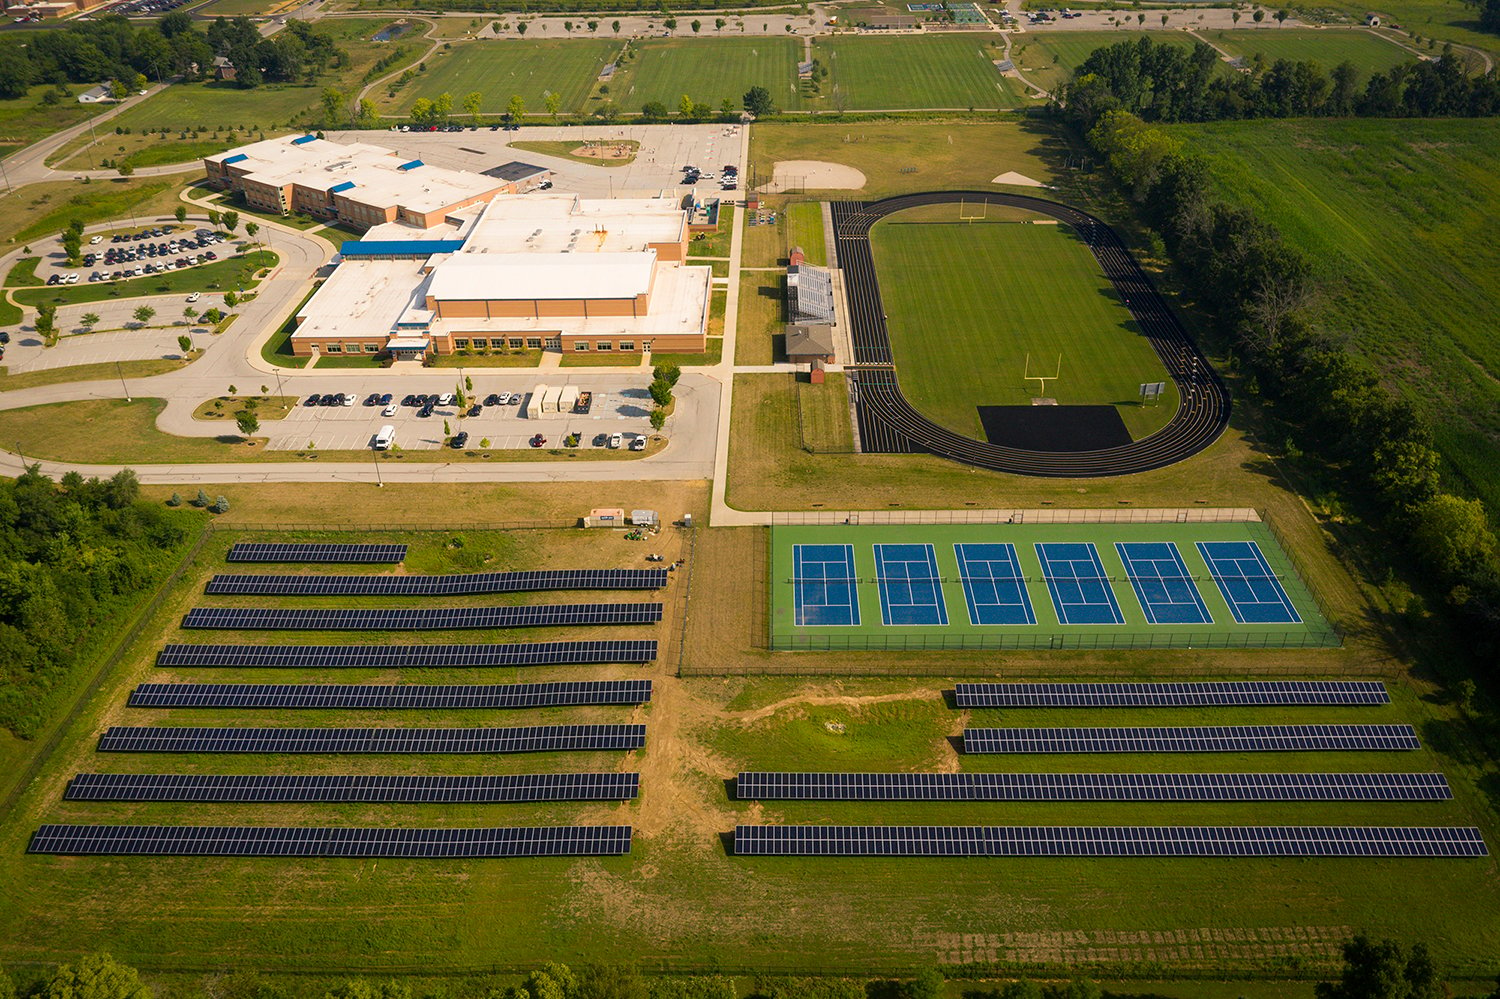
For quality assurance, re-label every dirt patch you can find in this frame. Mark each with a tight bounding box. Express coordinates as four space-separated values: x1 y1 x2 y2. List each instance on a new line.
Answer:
991 170 1046 187
761 160 866 193
572 140 639 162
729 687 945 724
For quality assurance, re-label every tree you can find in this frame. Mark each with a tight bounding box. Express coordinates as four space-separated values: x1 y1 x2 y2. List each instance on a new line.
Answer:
175 205 188 223
521 965 575 999
207 209 222 228
1253 8 1266 21
517 20 527 34
433 91 454 119
563 20 573 32
192 488 210 507
321 86 345 126
133 305 156 326
34 303 57 344
507 94 526 120
653 361 680 385
664 15 678 28
463 90 483 122
1232 10 1241 24
410 96 434 123
649 408 666 431
907 969 944 999
178 334 193 353
649 377 673 407
612 19 621 32
1409 495 1498 583
743 85 775 117
1316 936 1443 999
166 492 181 506
678 93 695 118
545 92 561 119
594 100 620 123
67 218 85 238
211 496 230 513
81 312 101 330
116 160 134 177
355 98 379 127
576 966 646 999
62 231 82 265
222 210 239 234
1160 12 1169 25
1274 7 1289 24
715 17 726 30
641 100 669 120
245 222 260 251
691 18 701 32
235 411 259 438
1458 677 1477 715
41 953 151 999
224 290 239 308
587 19 599 31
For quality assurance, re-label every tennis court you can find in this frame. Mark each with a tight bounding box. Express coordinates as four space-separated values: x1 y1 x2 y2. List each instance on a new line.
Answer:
1198 541 1302 624
873 543 949 626
792 544 860 626
771 522 1337 650
1116 541 1213 625
955 543 1035 625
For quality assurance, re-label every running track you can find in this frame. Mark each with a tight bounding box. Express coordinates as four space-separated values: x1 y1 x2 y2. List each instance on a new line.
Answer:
832 191 1231 477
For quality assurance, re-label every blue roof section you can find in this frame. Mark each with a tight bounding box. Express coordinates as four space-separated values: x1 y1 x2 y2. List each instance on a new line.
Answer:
291 134 318 145
222 153 248 165
329 181 356 194
397 159 424 171
339 239 466 258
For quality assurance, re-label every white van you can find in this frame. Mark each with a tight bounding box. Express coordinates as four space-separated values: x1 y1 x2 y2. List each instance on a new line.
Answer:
373 425 396 450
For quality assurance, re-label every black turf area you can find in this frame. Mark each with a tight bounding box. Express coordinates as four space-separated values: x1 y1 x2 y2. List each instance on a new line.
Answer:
976 406 1133 452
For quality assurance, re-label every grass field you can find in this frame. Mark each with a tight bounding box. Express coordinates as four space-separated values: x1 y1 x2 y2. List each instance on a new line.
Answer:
812 35 1027 110
735 272 784 365
871 214 1178 441
0 85 93 151
2 178 183 246
1208 27 1420 74
749 119 1069 199
1170 117 1500 513
1312 0 1500 58
1010 30 1208 93
609 37 803 113
383 39 616 115
510 138 638 165
743 199 825 268
769 522 1333 649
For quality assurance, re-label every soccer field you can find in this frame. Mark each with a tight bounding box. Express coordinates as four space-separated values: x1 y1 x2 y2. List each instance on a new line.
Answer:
813 35 1029 109
391 39 617 114
608 37 803 112
770 522 1336 650
870 214 1179 442
1209 28 1419 75
1010 30 1208 92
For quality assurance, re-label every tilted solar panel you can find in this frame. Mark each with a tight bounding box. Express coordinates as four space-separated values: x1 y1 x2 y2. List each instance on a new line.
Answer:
98 724 648 754
129 680 654 710
227 543 407 564
961 724 1420 754
65 772 641 803
205 569 669 596
732 825 1487 857
29 824 633 857
953 681 1390 708
734 771 1452 801
156 641 658 668
180 604 664 631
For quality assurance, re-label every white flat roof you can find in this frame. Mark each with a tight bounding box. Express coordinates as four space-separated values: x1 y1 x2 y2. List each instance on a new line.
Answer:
294 258 430 342
461 193 686 254
426 251 656 302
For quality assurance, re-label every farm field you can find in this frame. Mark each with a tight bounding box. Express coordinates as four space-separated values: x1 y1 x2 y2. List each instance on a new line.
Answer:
1208 27 1420 74
870 213 1179 441
1010 30 1207 93
4 523 1500 979
1170 117 1500 511
811 34 1028 109
382 39 617 115
608 37 803 113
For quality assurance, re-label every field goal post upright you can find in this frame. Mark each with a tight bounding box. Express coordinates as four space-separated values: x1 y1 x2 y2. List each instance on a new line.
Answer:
958 198 986 223
1024 352 1062 401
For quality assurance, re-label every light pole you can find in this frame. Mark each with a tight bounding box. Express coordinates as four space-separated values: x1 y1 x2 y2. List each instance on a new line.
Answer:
0 155 11 195
371 442 383 487
116 361 131 401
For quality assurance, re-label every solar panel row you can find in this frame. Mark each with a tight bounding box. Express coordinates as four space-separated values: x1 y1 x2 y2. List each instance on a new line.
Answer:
29 824 632 857
962 724 1420 754
66 772 641 803
227 543 407 564
732 825 1487 857
205 569 669 597
156 641 658 668
953 681 1390 709
734 771 1453 802
129 680 654 710
98 724 648 754
181 604 664 631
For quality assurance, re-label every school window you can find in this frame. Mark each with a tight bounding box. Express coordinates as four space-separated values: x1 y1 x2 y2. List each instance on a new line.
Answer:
525 338 542 349
509 338 525 349
574 342 589 351
454 339 470 350
619 341 635 352
596 342 612 351
326 344 343 353
363 343 379 353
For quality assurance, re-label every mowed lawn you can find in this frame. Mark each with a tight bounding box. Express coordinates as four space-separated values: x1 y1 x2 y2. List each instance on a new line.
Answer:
1209 28 1419 75
389 39 616 114
610 37 803 112
1171 117 1500 511
1012 30 1208 93
813 35 1027 109
871 217 1178 441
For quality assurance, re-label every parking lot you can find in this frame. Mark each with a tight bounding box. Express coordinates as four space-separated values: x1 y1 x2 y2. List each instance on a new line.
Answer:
33 227 237 288
267 384 657 451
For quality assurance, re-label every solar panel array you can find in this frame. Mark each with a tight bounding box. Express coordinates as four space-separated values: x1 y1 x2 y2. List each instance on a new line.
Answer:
962 724 1420 754
954 681 1390 709
29 824 633 857
181 603 664 631
66 772 640 803
98 724 647 754
206 569 669 597
129 680 653 710
735 771 1453 802
156 640 658 668
227 543 407 564
733 825 1487 857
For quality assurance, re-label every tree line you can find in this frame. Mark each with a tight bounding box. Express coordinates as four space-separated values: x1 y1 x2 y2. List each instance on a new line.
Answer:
0 468 192 739
1055 36 1500 127
1081 105 1500 648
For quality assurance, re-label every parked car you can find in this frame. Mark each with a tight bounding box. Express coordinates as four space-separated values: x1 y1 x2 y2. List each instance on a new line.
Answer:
467 404 482 417
450 431 469 449
365 393 381 406
529 434 546 448
379 393 393 405
305 394 321 407
418 404 434 417
382 402 398 417
438 393 454 406
592 433 609 447
630 435 646 451
609 432 622 449
484 393 500 406
341 393 356 406
319 393 338 406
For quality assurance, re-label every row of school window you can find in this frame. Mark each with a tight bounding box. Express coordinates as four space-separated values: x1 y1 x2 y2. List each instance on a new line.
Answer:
453 338 548 351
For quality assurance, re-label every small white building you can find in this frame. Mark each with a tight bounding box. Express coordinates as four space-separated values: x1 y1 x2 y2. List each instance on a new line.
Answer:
78 85 113 104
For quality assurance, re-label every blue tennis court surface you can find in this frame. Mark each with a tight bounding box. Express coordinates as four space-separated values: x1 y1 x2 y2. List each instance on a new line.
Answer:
1116 542 1213 625
792 544 861 626
1196 541 1302 624
1036 543 1124 625
874 543 949 626
955 543 1035 625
